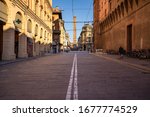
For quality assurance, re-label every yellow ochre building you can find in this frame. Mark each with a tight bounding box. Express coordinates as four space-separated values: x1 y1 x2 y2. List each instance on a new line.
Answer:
0 0 53 60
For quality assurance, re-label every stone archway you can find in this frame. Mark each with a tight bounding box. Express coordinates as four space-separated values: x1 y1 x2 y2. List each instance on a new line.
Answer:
0 0 7 60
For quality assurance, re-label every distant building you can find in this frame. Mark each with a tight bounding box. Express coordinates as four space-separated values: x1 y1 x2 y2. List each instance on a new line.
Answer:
94 0 150 52
64 32 71 50
78 24 93 51
52 7 66 53
78 36 82 50
0 0 53 60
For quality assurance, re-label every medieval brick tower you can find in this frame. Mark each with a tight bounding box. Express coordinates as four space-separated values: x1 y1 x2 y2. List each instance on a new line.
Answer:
73 16 77 46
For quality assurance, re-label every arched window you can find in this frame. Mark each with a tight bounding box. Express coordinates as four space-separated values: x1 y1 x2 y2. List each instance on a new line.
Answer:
40 28 43 38
44 31 46 40
40 5 43 19
35 0 39 15
44 3 47 20
27 19 32 33
47 33 49 40
124 0 128 13
135 0 139 6
47 15 50 21
35 24 38 36
115 9 118 21
28 0 32 9
129 0 133 9
118 6 121 18
40 0 44 19
121 2 124 17
15 12 22 29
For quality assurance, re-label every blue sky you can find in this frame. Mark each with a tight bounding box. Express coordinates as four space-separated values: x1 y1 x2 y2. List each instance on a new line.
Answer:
52 0 93 42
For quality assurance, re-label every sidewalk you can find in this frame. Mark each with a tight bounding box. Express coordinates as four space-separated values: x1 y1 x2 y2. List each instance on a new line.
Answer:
0 53 53 66
92 52 150 72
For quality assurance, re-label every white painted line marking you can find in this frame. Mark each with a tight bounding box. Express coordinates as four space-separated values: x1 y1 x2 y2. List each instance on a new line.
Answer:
66 54 78 100
66 54 76 100
73 54 78 100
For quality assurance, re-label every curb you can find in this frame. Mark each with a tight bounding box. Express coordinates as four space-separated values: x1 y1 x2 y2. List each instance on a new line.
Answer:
91 53 150 73
0 53 53 66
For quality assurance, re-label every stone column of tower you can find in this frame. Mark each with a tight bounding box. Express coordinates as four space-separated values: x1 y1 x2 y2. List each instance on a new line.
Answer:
73 16 77 45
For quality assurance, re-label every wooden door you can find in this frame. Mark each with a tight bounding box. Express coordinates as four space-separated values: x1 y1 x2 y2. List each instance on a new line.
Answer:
15 31 19 58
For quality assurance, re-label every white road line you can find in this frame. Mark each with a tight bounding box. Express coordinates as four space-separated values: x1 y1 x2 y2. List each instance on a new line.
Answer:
66 53 78 100
73 54 78 100
66 54 76 100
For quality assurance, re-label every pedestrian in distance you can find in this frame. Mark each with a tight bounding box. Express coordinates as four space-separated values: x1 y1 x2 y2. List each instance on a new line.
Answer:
119 46 125 59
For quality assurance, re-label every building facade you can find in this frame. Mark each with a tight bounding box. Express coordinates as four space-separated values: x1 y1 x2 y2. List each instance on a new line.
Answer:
93 0 100 50
52 7 66 53
78 24 93 51
94 0 150 52
0 0 53 60
64 32 71 51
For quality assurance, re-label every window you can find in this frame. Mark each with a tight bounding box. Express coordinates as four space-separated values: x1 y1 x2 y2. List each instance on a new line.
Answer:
27 19 32 33
35 0 38 15
40 28 43 38
15 12 22 29
44 31 46 40
109 0 112 11
35 24 38 36
105 9 107 16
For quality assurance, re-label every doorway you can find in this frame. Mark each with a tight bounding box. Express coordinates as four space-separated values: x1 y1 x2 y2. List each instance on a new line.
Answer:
0 22 3 60
15 31 19 58
127 24 132 52
27 37 33 57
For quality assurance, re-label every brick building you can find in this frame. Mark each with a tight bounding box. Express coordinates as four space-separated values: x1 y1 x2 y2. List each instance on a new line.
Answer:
94 0 150 52
0 0 53 60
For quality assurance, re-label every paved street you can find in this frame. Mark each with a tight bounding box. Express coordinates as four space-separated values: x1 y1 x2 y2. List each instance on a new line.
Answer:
0 51 150 100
